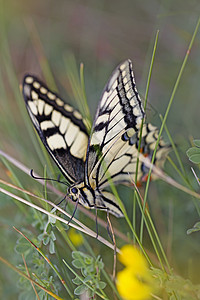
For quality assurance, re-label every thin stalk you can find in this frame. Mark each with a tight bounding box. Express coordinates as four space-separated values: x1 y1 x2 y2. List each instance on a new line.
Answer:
0 256 64 300
0 185 120 252
83 239 123 299
134 30 159 242
14 227 73 297
133 184 167 271
163 119 200 217
0 149 129 242
141 17 200 247
145 209 171 272
161 116 188 180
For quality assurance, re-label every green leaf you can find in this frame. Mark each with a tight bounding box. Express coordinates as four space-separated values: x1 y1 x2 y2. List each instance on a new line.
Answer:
193 139 200 147
72 251 85 260
48 214 57 224
84 265 94 274
49 239 55 254
72 276 82 285
37 233 44 241
97 281 106 289
84 256 93 264
43 235 50 245
50 230 56 241
189 154 200 164
186 146 200 163
87 288 95 298
72 259 85 268
98 260 104 270
83 275 92 283
186 147 200 157
46 222 52 233
74 284 87 295
187 222 200 234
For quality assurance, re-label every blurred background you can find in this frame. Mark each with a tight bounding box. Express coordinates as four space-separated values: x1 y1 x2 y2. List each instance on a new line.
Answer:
0 0 200 298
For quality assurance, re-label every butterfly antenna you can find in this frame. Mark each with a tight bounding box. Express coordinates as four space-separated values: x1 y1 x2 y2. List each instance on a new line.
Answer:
56 194 67 206
49 195 67 215
67 198 79 225
64 195 69 210
30 169 68 186
107 211 116 280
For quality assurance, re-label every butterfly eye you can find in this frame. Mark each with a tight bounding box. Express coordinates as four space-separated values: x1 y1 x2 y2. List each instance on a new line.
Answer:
71 187 78 195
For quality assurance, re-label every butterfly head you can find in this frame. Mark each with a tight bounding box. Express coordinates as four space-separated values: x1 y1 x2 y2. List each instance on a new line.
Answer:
68 183 95 209
68 186 80 202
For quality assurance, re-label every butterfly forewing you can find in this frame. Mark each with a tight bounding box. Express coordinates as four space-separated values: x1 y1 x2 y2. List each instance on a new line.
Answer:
23 75 89 184
86 60 145 187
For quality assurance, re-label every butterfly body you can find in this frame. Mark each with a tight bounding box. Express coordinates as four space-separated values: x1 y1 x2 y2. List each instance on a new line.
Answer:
23 60 169 217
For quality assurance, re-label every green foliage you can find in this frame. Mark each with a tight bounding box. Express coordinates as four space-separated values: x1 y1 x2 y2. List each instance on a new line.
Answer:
187 222 200 234
71 251 106 297
15 231 58 300
187 139 200 164
31 208 57 254
152 268 200 300
1 3 200 298
38 223 57 255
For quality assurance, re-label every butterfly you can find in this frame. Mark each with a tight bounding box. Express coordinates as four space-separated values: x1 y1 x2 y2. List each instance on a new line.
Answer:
22 60 169 217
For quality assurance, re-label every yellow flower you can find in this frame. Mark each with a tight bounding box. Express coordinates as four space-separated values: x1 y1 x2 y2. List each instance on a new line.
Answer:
116 245 154 300
68 228 83 247
118 245 148 271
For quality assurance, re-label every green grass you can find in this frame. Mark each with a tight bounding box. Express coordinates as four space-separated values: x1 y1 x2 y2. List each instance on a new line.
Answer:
0 1 200 299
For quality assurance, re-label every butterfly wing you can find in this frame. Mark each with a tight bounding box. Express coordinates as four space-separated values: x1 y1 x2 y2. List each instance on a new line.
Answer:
83 60 169 216
89 122 170 217
95 123 170 188
85 60 145 185
23 75 89 184
85 60 145 183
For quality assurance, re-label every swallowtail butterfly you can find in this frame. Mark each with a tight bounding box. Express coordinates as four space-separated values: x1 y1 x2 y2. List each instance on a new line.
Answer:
22 60 169 217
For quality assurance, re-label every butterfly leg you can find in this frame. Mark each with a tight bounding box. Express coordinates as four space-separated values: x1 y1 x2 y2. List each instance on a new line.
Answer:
67 198 79 225
106 211 116 280
95 207 99 239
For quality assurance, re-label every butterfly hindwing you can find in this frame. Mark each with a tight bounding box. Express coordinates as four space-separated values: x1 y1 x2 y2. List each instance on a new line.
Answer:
84 122 170 217
23 75 89 184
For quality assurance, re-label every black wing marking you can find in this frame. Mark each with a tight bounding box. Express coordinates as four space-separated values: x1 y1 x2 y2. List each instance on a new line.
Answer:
23 75 89 184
